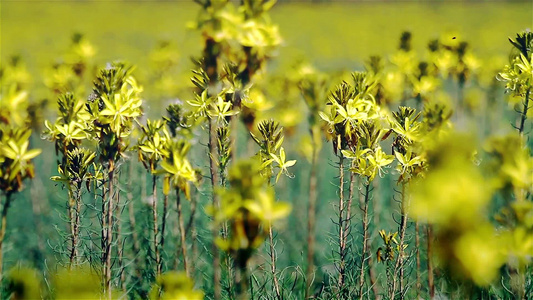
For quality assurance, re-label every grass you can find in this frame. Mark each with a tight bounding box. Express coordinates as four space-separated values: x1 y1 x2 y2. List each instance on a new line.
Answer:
2 1 531 78
1 1 532 298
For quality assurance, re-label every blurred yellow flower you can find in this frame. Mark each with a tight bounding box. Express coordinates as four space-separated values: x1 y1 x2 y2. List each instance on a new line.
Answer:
453 225 506 286
149 272 204 300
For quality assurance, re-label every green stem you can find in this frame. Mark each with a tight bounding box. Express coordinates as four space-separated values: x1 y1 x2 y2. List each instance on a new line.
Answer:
415 221 421 299
359 181 371 300
0 193 12 290
68 187 77 267
152 176 160 277
176 189 189 277
220 161 234 298
392 181 409 299
235 259 249 300
116 188 126 293
105 169 115 299
160 193 168 276
127 162 142 283
337 155 346 293
208 119 222 299
427 225 435 299
305 139 318 299
518 88 531 136
268 222 282 300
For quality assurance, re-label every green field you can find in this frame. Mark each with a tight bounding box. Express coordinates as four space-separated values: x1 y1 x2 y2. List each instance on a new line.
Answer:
3 2 531 77
1 1 533 299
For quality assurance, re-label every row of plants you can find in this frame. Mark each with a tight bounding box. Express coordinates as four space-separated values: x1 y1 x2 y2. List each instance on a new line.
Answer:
0 0 532 299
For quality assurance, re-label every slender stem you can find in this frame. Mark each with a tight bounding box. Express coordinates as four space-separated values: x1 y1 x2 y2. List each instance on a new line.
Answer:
176 189 189 277
208 119 222 299
337 155 346 292
74 186 82 265
230 114 238 162
268 222 282 300
392 181 409 299
127 163 142 283
346 171 355 246
219 142 233 298
399 184 410 300
68 188 77 267
173 206 180 271
0 193 12 289
104 167 115 298
367 250 379 299
160 193 168 275
359 181 371 300
116 188 126 293
387 260 394 299
518 88 531 136
224 240 234 296
264 175 282 300
152 176 160 277
101 180 108 291
190 192 198 278
305 140 318 299
235 259 249 300
415 221 421 299
427 225 435 299
517 88 530 299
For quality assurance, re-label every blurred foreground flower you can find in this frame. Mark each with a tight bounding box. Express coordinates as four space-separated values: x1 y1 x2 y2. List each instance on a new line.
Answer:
409 133 504 286
211 159 290 299
149 272 204 300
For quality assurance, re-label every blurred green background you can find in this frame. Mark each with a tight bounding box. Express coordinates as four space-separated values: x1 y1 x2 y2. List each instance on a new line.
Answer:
1 0 532 297
3 1 531 80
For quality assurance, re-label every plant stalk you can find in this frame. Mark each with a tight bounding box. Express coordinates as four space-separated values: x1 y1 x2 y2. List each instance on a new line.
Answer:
305 141 318 299
218 140 234 298
160 192 168 275
176 189 189 277
427 225 435 299
0 193 12 288
518 87 531 136
337 155 346 292
68 188 78 267
359 181 371 300
235 259 250 300
415 221 421 299
116 188 126 293
152 176 160 276
208 119 222 300
127 162 142 283
391 182 409 299
103 167 115 298
268 222 282 300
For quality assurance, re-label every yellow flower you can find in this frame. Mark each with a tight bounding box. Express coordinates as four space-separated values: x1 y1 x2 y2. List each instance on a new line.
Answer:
149 272 204 300
453 226 506 286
